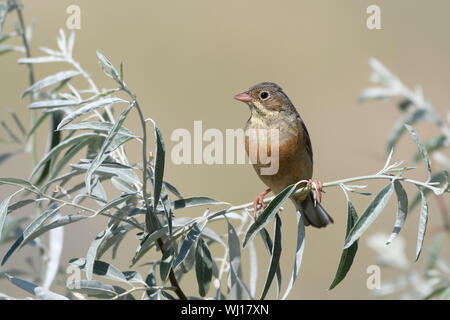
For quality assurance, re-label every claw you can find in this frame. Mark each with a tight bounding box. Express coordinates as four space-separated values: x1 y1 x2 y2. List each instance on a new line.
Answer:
307 179 323 207
252 188 271 221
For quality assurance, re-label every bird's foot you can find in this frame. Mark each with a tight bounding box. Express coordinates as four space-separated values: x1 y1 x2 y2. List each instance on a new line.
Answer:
307 179 323 206
252 188 271 221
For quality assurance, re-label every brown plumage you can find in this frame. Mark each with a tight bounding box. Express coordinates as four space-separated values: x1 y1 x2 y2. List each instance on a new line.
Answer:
235 82 333 228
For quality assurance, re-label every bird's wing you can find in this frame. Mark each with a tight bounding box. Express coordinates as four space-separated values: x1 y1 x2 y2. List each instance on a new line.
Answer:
297 115 313 163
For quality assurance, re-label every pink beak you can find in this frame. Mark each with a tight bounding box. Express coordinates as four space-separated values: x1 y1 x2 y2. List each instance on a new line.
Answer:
234 92 253 102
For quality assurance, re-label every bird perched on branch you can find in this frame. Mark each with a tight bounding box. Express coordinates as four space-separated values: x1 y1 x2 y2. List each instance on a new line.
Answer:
234 82 333 228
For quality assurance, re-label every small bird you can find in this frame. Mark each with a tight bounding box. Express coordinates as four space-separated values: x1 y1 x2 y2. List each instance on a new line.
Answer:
234 82 333 228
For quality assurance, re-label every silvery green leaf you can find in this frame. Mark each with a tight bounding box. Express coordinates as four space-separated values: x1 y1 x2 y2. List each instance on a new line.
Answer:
329 201 358 290
359 87 397 102
6 274 68 300
1 205 62 266
415 189 428 261
0 177 34 189
18 56 66 64
91 193 136 219
86 228 112 280
0 217 27 245
386 180 408 245
173 197 228 210
410 171 448 211
243 181 302 248
123 271 143 283
30 133 99 179
19 215 87 247
0 194 14 240
173 218 208 269
67 31 75 56
7 199 35 214
248 241 258 298
111 176 137 193
90 177 107 204
344 183 394 249
145 266 158 299
227 219 243 300
85 105 133 193
405 124 432 180
21 70 80 98
195 238 213 297
71 163 139 185
28 99 79 109
0 44 25 55
415 135 447 161
57 97 127 130
160 247 175 282
69 258 128 283
164 181 182 199
282 209 305 298
368 57 398 84
67 280 128 299
61 121 135 138
50 139 91 180
56 28 67 54
97 225 132 258
147 119 171 236
132 226 171 266
260 213 282 300
39 46 62 56
96 50 120 82
259 228 281 294
42 212 63 289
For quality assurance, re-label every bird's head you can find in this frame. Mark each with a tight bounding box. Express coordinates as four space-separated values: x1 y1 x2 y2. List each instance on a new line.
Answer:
234 82 291 114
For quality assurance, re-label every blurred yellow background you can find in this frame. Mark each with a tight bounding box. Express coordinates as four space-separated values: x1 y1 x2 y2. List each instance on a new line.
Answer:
0 0 449 299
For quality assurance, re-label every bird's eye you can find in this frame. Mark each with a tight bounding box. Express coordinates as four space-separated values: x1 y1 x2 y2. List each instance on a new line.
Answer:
259 91 269 100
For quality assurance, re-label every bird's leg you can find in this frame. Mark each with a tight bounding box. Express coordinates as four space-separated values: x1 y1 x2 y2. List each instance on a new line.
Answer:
252 188 271 221
307 179 323 206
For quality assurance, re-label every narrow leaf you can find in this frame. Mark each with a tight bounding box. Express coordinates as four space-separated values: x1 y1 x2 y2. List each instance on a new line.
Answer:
28 99 79 109
227 219 243 300
243 182 301 248
405 124 432 180
344 183 394 249
415 190 428 261
2 205 62 266
260 213 282 300
173 218 208 269
386 180 408 245
329 201 358 290
6 274 68 300
282 209 305 298
22 70 80 98
86 228 112 280
172 197 228 210
57 98 126 130
195 238 213 297
0 194 14 240
30 133 99 179
160 247 175 282
18 56 66 64
85 105 133 193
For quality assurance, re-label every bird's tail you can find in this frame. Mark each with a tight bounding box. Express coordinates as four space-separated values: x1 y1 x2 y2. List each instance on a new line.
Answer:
291 192 334 228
